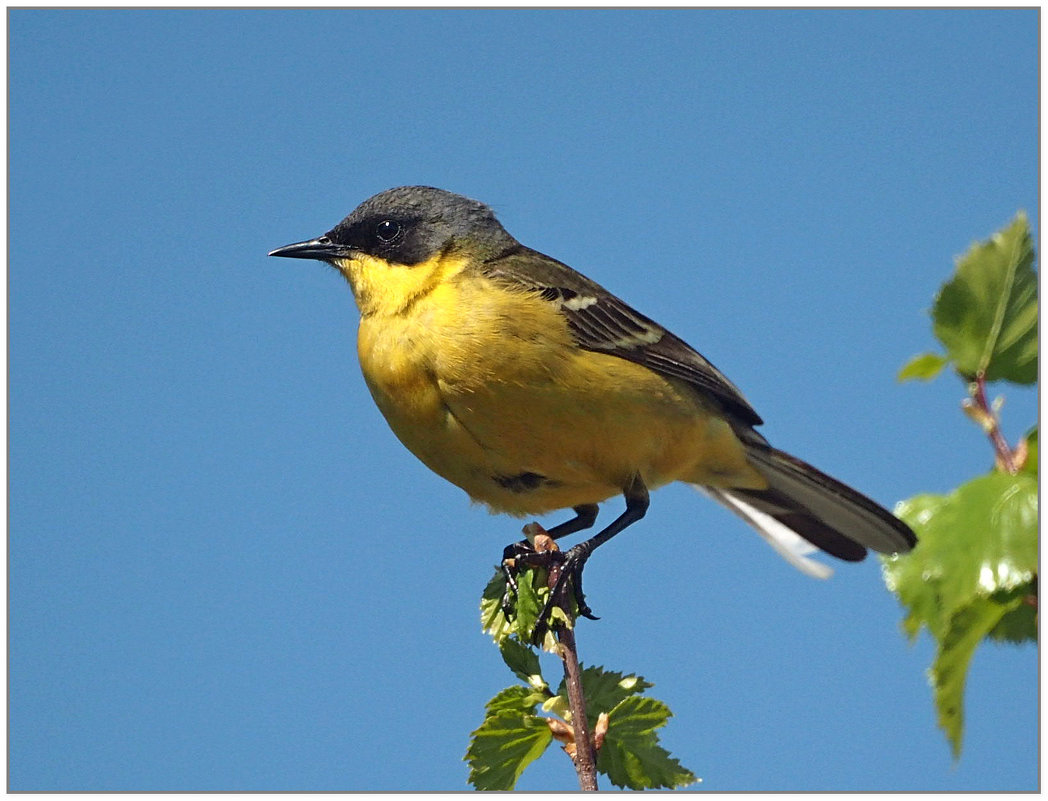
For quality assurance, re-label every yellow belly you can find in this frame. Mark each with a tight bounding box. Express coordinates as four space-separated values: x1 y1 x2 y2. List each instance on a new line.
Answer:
354 272 764 515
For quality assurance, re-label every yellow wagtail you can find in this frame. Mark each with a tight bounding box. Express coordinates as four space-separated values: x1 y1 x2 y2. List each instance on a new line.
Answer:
270 186 916 624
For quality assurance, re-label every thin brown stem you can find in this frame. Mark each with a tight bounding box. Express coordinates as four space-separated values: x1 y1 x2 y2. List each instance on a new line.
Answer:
545 559 599 791
971 372 1018 473
558 623 598 790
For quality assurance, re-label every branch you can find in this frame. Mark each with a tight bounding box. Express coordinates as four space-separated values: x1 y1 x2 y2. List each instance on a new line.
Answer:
558 623 599 790
545 553 599 791
965 372 1018 473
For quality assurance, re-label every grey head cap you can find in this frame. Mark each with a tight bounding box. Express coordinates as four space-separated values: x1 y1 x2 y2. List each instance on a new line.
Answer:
324 186 519 266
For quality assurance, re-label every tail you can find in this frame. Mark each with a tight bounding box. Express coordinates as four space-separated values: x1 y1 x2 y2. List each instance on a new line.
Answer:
700 445 917 579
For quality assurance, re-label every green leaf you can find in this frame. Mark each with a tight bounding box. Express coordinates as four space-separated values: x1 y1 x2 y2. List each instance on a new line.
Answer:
466 710 552 791
898 352 949 382
884 471 1037 757
539 692 571 721
510 567 546 643
884 471 1038 641
931 594 1024 758
986 583 1038 644
931 212 1038 384
555 665 654 728
480 565 553 643
499 637 547 690
484 685 546 717
484 565 563 653
480 569 513 643
596 696 698 790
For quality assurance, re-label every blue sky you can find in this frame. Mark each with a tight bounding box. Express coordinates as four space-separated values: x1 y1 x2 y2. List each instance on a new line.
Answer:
9 8 1037 792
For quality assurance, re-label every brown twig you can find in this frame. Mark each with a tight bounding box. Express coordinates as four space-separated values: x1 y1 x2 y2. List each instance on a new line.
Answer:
968 372 1019 473
557 623 599 790
544 554 599 791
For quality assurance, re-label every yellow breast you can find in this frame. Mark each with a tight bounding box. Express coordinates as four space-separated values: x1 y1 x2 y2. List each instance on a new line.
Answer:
338 251 764 515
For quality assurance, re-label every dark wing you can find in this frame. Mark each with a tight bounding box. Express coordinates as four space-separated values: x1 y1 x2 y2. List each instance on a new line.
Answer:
480 245 763 427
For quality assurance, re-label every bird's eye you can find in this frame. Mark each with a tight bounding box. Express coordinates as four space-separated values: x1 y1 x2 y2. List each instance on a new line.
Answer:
375 220 402 243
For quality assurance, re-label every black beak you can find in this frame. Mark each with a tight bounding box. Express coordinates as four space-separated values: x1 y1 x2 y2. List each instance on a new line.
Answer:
268 236 349 261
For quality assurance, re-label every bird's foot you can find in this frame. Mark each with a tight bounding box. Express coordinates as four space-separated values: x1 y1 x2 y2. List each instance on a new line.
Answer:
501 530 599 645
529 543 599 644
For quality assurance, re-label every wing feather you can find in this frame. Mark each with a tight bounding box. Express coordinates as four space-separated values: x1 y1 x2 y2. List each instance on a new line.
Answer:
481 246 763 426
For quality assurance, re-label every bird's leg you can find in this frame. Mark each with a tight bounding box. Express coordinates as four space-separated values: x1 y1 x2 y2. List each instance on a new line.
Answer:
545 503 602 541
501 504 599 614
531 476 650 644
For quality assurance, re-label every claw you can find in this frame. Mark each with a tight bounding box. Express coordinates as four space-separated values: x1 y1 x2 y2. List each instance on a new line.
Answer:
516 479 647 637
527 543 600 642
499 481 646 642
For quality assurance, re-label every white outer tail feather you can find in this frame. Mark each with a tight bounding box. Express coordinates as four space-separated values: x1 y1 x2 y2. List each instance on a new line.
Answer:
695 486 835 579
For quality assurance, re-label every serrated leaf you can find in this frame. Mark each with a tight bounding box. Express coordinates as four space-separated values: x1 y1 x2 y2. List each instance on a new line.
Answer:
499 637 546 690
987 583 1038 644
931 594 1024 759
554 665 654 728
465 710 552 791
596 696 697 790
602 695 672 741
883 471 1037 641
484 685 546 717
480 569 513 643
511 567 546 643
480 564 554 647
884 471 1037 758
898 352 949 382
932 212 1038 384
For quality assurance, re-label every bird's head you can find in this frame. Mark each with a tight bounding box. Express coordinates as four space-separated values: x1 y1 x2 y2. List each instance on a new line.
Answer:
269 186 517 315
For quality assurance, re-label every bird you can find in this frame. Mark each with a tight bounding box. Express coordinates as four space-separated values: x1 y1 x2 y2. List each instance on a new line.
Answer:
269 186 916 627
